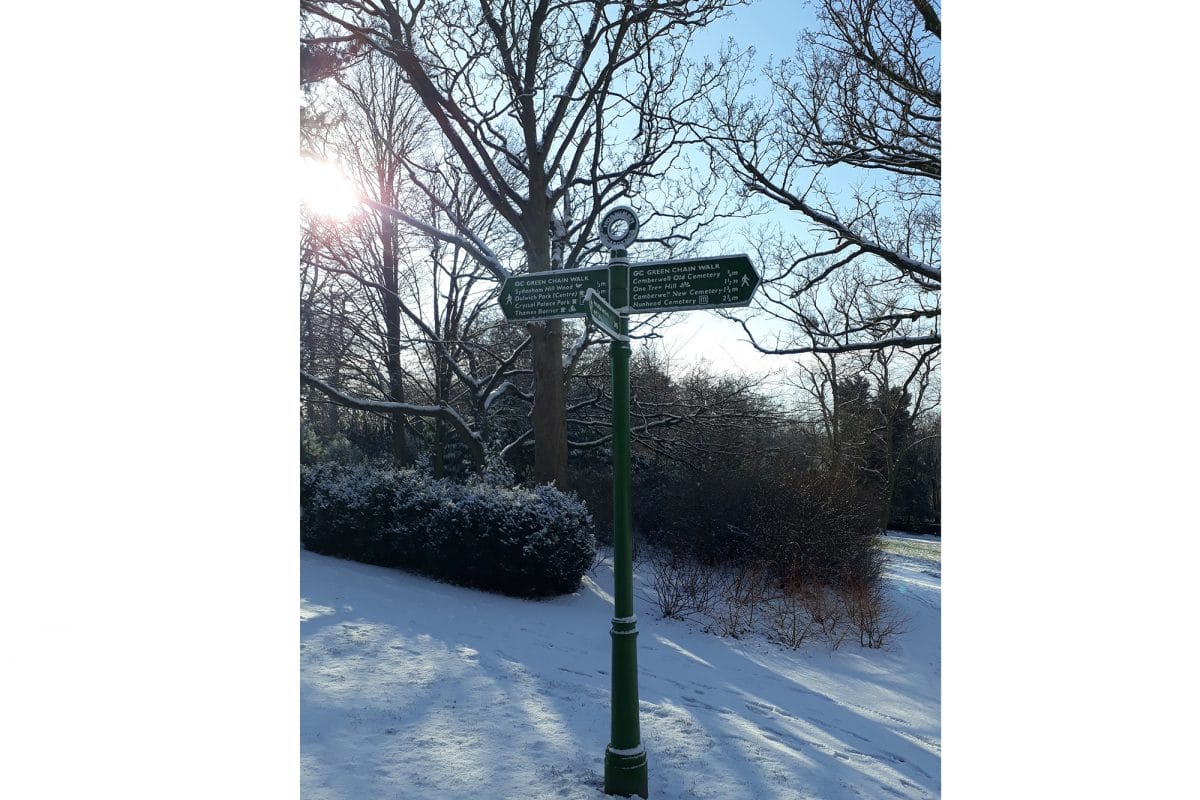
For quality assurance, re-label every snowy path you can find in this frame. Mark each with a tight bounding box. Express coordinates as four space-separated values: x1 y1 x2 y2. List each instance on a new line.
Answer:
301 544 940 799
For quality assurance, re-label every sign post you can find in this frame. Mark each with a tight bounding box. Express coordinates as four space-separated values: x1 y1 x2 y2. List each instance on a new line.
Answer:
583 288 625 341
628 254 758 313
498 266 611 322
598 211 649 798
495 204 759 800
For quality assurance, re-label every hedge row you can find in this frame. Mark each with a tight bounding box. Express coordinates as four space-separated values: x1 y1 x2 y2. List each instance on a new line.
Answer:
300 463 596 598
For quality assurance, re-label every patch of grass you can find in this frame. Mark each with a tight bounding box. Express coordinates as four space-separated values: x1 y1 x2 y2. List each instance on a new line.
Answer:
878 535 941 564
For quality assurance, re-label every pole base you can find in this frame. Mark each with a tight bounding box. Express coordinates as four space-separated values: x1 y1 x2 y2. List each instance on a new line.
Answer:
604 745 648 798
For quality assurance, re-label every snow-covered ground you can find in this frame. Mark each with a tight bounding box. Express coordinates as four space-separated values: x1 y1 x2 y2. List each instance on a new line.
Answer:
301 540 940 799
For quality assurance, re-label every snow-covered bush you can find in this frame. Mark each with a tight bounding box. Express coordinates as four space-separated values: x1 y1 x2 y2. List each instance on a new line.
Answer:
300 463 596 598
300 462 401 563
300 422 377 466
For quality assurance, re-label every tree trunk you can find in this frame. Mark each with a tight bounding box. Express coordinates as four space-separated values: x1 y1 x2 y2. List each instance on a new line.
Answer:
530 319 568 488
382 331 409 467
524 197 570 489
380 207 408 468
432 363 450 478
879 470 896 532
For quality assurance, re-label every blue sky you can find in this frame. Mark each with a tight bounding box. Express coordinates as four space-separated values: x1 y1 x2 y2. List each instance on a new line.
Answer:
658 0 940 385
656 0 831 382
694 0 815 63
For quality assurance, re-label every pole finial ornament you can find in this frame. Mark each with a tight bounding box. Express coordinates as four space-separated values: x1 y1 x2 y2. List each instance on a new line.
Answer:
599 206 639 250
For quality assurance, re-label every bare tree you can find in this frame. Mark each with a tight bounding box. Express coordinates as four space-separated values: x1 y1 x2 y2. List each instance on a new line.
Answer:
302 55 528 473
698 0 940 357
398 165 533 476
862 344 938 530
302 57 440 466
301 0 742 487
787 338 939 530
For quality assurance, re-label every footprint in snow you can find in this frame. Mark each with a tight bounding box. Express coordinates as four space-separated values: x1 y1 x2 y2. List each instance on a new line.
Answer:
558 667 593 678
745 700 797 720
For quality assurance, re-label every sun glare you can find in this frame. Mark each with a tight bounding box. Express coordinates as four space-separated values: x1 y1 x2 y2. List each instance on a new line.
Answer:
300 157 361 220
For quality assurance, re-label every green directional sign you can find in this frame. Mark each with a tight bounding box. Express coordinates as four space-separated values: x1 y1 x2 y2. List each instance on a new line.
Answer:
498 266 611 321
584 288 625 341
628 254 759 314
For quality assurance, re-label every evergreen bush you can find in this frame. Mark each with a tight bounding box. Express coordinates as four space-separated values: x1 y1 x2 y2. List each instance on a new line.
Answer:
300 463 596 598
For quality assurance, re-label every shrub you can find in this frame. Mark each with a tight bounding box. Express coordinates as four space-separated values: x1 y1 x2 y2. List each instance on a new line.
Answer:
838 579 908 649
300 463 596 598
766 589 818 650
627 449 880 585
749 465 883 587
708 560 772 639
300 418 390 465
648 551 719 621
299 462 401 562
637 459 758 563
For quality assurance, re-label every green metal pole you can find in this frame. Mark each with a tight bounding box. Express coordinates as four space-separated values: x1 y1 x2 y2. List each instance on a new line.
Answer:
604 250 649 798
